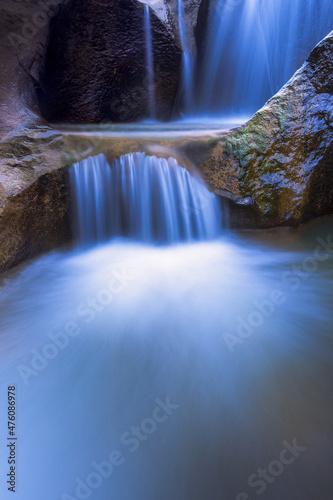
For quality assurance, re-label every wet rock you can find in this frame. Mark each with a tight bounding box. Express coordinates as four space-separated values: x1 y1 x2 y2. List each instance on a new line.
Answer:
0 0 183 129
203 31 333 227
37 0 182 123
0 0 58 137
0 126 69 272
140 0 203 52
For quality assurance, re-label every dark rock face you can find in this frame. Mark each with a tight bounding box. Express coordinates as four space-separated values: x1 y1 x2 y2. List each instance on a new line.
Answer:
203 31 333 227
0 0 182 131
0 0 54 137
37 0 182 123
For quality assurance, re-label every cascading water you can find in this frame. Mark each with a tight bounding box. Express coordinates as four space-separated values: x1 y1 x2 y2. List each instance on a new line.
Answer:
191 0 333 117
70 152 225 246
2 3 333 500
144 5 156 119
177 0 195 113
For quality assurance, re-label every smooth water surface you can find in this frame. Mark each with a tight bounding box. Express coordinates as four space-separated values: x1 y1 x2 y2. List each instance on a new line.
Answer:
0 218 333 500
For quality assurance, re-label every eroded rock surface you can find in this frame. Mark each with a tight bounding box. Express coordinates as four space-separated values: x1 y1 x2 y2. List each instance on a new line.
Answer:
0 126 69 272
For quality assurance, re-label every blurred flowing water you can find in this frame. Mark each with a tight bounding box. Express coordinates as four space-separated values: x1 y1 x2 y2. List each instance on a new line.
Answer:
0 153 333 499
70 153 224 246
191 0 333 117
0 2 333 500
177 0 195 114
144 5 156 119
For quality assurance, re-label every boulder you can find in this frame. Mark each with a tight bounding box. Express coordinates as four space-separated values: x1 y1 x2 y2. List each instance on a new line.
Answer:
203 31 333 226
0 0 184 129
37 0 182 123
0 126 69 272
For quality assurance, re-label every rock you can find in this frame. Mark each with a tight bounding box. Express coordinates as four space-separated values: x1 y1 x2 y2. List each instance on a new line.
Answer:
0 0 60 137
37 0 182 123
203 31 333 227
0 0 183 129
0 126 69 272
140 0 203 52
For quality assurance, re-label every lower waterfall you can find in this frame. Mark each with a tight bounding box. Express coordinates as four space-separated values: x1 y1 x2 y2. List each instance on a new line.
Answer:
70 152 226 246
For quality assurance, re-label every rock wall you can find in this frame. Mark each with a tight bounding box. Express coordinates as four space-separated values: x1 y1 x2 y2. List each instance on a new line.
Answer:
0 126 69 272
37 0 183 123
0 0 62 137
140 0 203 52
0 0 190 129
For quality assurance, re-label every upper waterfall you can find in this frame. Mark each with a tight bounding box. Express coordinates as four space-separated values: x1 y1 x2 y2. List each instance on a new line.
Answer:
144 4 156 119
177 0 195 113
191 0 333 117
70 152 226 246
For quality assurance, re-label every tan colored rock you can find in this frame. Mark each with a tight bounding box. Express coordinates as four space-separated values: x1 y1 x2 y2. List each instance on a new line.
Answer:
0 125 69 272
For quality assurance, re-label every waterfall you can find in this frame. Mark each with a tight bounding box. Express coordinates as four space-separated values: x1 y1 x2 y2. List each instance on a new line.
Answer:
144 5 156 119
177 0 194 114
191 0 333 117
70 153 225 246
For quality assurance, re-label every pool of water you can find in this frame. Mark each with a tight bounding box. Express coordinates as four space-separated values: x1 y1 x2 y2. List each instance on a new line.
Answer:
54 117 250 139
0 217 333 500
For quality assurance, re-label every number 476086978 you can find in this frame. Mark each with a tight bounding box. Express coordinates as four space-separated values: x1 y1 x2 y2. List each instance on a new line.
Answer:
8 386 16 437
